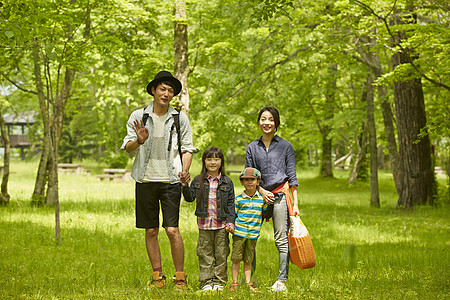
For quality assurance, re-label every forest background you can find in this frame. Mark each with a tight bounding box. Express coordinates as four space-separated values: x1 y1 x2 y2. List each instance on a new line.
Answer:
1 2 449 217
0 0 449 298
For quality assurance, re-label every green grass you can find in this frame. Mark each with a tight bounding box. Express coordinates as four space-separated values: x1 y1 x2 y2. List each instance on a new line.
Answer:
0 160 449 299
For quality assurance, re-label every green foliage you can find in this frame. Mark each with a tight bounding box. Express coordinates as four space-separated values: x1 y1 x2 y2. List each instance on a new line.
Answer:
102 150 129 169
1 0 449 186
59 107 101 163
250 0 294 21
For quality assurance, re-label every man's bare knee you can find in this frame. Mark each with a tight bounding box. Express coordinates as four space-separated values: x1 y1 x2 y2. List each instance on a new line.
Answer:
146 228 159 239
165 227 181 240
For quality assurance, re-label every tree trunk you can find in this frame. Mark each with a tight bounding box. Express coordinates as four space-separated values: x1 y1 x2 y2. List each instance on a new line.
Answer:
174 0 190 115
391 16 436 207
320 133 333 177
355 33 402 196
31 43 50 204
349 124 368 184
393 75 435 207
0 110 10 205
319 64 336 178
365 72 380 207
379 89 401 194
45 67 76 207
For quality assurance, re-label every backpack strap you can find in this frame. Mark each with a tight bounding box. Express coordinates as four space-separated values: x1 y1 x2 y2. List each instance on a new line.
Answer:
167 108 183 168
142 106 149 126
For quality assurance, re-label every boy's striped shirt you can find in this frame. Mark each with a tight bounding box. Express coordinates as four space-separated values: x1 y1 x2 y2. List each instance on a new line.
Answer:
233 191 267 239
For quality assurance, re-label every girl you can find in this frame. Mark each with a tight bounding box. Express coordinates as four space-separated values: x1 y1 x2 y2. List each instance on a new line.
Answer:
185 147 236 291
245 107 299 292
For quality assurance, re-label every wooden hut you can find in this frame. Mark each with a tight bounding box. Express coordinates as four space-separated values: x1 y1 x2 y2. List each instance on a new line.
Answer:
1 112 37 160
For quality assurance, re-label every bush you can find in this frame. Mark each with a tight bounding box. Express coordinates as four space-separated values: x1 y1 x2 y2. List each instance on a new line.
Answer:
102 151 129 169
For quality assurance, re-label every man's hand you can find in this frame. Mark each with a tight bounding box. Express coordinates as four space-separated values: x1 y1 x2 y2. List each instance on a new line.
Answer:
132 119 149 144
178 171 190 185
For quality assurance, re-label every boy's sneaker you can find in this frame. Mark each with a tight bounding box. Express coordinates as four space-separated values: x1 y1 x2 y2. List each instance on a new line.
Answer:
270 280 287 292
202 284 213 291
145 271 166 289
173 272 188 290
229 281 238 291
247 282 257 292
212 284 223 291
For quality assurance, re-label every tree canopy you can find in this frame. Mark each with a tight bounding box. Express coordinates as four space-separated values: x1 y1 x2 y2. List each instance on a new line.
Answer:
1 0 449 206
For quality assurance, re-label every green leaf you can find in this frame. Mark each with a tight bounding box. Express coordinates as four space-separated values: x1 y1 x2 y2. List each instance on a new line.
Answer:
48 52 58 61
5 31 14 38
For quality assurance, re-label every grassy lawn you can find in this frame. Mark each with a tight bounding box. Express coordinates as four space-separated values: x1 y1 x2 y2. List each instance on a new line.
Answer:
0 160 449 299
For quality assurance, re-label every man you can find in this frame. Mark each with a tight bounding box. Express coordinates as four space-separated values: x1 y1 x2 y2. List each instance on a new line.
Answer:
121 70 197 290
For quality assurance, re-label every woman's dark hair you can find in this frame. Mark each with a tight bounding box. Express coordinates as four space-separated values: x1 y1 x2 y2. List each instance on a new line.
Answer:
199 147 227 204
258 106 280 130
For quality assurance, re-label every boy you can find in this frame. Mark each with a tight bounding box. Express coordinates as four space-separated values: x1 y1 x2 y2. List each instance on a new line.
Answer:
229 167 267 292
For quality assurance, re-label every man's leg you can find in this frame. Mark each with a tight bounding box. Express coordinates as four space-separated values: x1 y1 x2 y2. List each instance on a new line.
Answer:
165 227 184 272
160 183 187 290
160 183 183 271
145 228 161 269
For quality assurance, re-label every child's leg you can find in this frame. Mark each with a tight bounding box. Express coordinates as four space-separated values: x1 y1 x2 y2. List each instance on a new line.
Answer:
243 238 258 284
213 228 230 286
230 235 244 283
197 230 215 287
231 262 240 282
243 262 252 284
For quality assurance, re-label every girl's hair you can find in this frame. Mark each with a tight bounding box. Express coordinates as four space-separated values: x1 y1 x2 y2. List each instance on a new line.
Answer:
258 106 280 130
199 147 227 204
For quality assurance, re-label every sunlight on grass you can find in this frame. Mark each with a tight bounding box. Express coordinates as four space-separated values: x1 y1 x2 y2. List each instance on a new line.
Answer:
1 160 449 299
327 222 413 246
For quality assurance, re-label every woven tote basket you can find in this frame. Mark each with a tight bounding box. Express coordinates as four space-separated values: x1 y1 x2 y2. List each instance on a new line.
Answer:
288 232 316 269
271 182 316 270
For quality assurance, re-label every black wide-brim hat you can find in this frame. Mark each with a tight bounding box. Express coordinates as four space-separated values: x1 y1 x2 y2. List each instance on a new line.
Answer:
146 70 182 96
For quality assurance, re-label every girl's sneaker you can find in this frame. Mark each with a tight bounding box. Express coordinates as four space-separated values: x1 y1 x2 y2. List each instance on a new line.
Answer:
202 284 213 291
229 281 238 291
212 285 223 291
269 280 286 292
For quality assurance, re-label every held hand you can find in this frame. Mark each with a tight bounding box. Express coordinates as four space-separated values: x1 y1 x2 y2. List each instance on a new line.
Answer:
178 171 190 185
132 119 149 144
225 224 235 233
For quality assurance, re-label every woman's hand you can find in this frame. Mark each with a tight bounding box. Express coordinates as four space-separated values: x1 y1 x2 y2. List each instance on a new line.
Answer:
292 205 299 216
291 185 299 216
259 187 275 204
132 119 149 144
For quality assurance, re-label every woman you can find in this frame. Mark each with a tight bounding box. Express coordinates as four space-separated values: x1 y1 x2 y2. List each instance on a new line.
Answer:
245 107 299 292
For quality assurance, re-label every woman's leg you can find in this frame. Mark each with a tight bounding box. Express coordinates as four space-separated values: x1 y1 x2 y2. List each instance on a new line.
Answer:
272 195 289 281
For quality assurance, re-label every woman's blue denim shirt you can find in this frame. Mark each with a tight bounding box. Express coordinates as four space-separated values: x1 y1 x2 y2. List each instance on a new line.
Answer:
184 174 236 224
245 135 299 191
